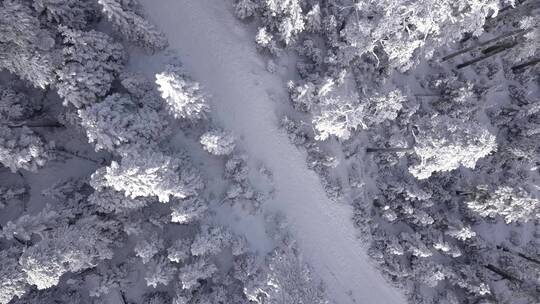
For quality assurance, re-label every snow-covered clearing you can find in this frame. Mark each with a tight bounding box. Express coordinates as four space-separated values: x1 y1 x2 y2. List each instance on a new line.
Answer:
139 1 406 303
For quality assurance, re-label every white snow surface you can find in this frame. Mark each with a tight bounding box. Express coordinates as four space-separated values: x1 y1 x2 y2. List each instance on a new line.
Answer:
140 1 406 303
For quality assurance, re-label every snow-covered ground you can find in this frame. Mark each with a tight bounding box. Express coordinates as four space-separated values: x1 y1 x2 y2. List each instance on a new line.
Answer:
139 1 406 303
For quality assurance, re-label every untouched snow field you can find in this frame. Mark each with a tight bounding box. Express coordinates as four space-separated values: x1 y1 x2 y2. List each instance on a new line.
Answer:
140 1 406 303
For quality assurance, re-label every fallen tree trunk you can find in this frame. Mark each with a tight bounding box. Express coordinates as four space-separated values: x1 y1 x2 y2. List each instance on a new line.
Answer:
442 29 527 62
366 147 413 153
457 41 518 69
484 264 521 283
512 58 540 72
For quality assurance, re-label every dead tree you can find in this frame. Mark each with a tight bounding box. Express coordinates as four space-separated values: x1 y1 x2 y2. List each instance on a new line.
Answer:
512 58 540 72
497 245 540 266
484 264 521 283
457 41 519 69
52 146 105 165
366 147 413 153
8 122 65 129
442 29 528 62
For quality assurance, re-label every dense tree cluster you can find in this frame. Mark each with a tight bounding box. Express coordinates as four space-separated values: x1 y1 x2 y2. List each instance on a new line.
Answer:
2 0 538 303
236 0 539 303
0 1 333 303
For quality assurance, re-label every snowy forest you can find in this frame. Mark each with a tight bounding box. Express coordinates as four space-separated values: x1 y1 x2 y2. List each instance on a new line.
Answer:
0 0 539 304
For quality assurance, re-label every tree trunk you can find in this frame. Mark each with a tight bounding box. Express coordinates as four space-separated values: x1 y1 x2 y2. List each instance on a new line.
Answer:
13 235 31 247
366 147 413 153
442 29 527 62
482 42 513 55
516 252 540 266
414 94 440 97
16 171 29 213
8 122 65 129
53 147 104 164
512 58 540 73
119 290 128 304
484 264 521 282
457 42 518 69
497 245 540 266
455 190 473 197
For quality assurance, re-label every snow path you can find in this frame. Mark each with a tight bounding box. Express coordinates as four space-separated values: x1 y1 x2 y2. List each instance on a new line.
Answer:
140 1 406 303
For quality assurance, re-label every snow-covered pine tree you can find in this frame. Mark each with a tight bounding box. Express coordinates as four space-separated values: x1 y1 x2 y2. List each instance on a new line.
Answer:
88 188 153 214
0 84 40 122
90 149 203 203
19 217 116 290
0 250 28 304
78 93 169 154
340 0 503 71
1 205 61 242
32 0 96 29
170 196 208 224
56 27 125 108
97 0 168 52
155 64 210 121
190 225 232 257
135 233 164 264
467 185 540 223
0 0 55 88
261 0 305 45
409 115 497 179
0 186 25 210
178 257 217 290
234 0 258 20
167 238 191 263
0 125 52 173
144 256 176 287
313 94 364 140
244 246 328 304
200 129 236 156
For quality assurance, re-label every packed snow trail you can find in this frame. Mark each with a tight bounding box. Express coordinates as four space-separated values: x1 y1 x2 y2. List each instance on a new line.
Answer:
140 1 406 303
